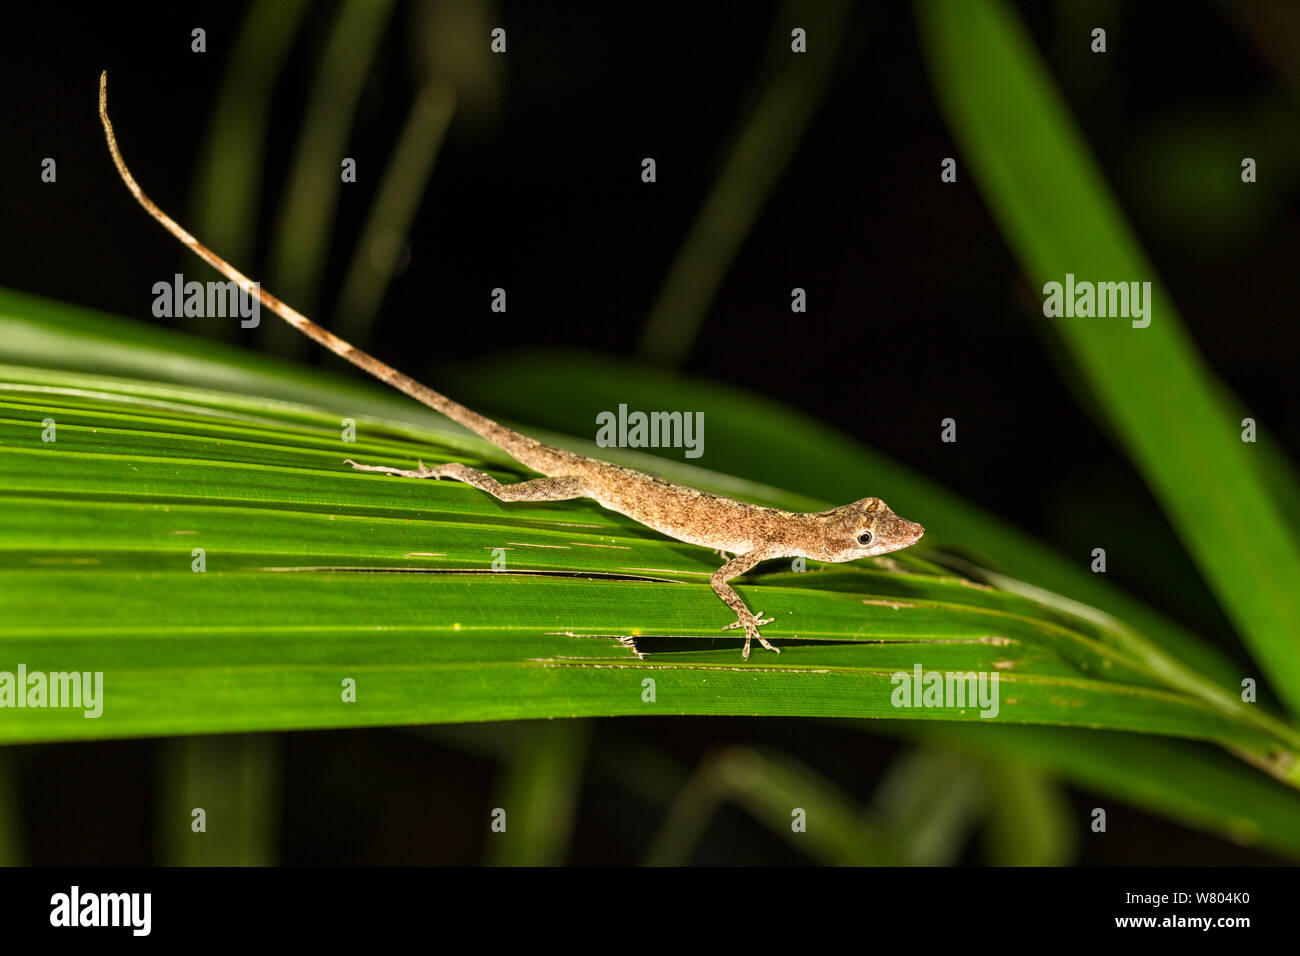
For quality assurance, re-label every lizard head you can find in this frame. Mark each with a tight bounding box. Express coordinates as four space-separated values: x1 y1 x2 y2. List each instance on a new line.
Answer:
813 498 924 563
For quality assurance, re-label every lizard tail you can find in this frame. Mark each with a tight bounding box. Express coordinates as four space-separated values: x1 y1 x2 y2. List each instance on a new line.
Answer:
98 71 557 468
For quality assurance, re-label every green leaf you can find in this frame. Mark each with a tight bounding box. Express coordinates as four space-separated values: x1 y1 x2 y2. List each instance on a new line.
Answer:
644 745 905 866
441 349 1262 707
484 721 591 866
868 744 986 866
979 759 1076 867
0 378 1276 757
888 721 1300 860
156 735 279 865
5 289 1300 855
440 349 1300 849
916 0 1300 715
638 0 852 364
0 294 1293 782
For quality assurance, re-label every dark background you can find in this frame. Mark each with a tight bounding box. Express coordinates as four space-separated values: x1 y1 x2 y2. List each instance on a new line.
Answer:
0 0 1297 864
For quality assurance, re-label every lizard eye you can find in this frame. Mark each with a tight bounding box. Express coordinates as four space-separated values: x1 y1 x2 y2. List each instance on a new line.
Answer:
857 531 874 546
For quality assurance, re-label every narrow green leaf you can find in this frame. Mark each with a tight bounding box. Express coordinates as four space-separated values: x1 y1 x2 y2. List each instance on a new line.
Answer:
263 0 396 350
188 0 313 311
645 745 903 866
485 721 590 866
638 0 852 365
870 745 986 866
980 759 1077 867
916 0 1300 714
156 735 279 866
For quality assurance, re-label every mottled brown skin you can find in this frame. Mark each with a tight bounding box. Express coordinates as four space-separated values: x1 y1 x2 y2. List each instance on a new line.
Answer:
345 454 923 657
99 72 925 658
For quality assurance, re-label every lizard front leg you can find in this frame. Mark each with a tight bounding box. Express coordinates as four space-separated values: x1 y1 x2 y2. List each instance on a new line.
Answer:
711 549 780 660
345 459 590 502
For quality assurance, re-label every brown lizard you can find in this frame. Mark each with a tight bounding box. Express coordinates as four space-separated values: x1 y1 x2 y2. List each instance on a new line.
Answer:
98 72 925 659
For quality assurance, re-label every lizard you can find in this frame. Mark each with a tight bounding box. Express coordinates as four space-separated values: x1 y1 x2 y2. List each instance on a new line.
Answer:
97 72 926 659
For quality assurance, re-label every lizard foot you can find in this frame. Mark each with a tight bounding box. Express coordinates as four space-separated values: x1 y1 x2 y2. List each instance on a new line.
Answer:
721 612 778 660
344 458 446 479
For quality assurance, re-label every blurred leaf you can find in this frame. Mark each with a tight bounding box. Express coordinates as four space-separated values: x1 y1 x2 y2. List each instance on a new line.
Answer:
887 721 1300 860
156 735 279 866
639 0 852 365
263 0 396 353
980 759 1077 866
187 0 312 320
484 721 590 866
333 79 456 343
916 0 1300 715
869 745 985 865
412 0 505 127
645 745 903 866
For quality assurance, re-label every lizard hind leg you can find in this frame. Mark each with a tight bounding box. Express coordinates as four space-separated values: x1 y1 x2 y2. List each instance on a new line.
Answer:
721 616 779 660
711 550 780 659
345 459 590 502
